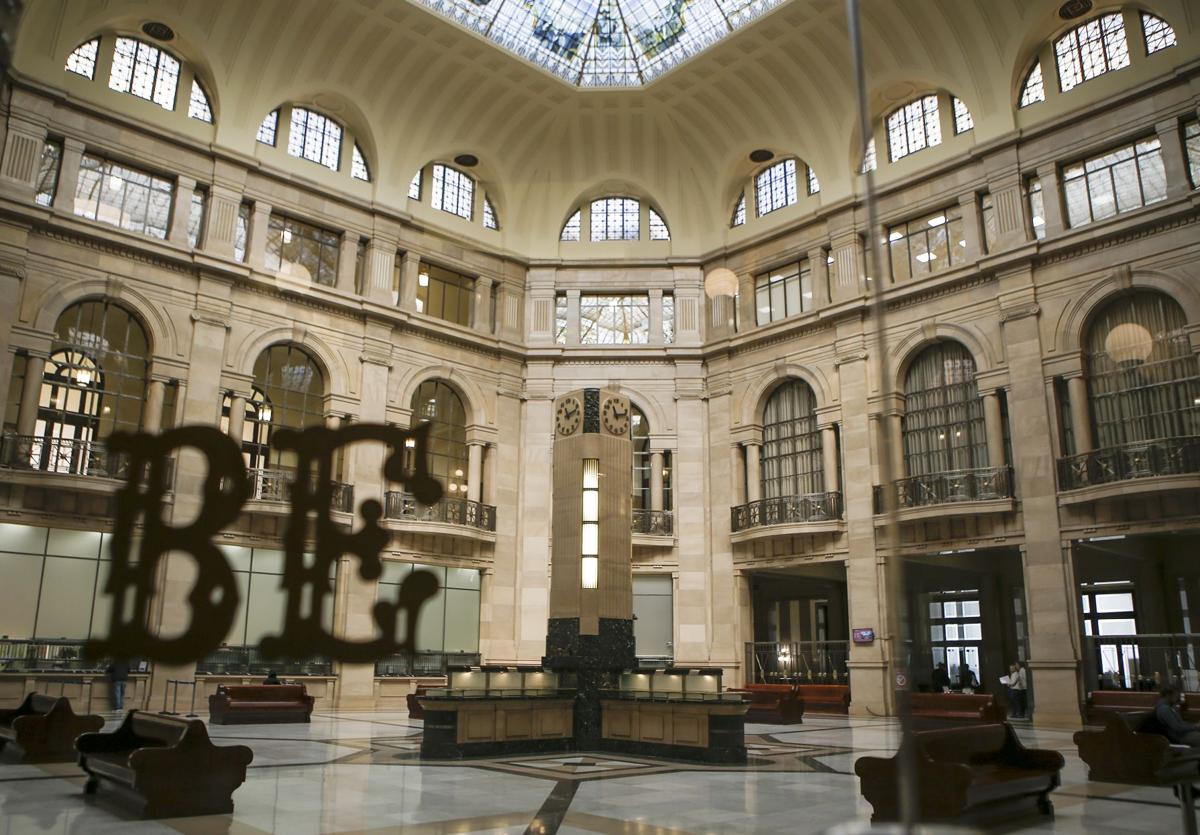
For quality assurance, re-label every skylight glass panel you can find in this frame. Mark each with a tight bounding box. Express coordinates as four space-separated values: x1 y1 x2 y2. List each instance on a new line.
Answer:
483 196 499 229
431 163 474 220
65 38 99 79
109 37 180 110
188 80 212 123
412 0 787 88
351 144 370 181
1141 13 1176 54
648 207 669 240
1055 13 1129 93
590 197 639 240
1019 62 1045 107
755 159 797 217
806 166 820 195
257 110 279 145
731 192 745 227
887 95 941 162
287 107 343 171
561 209 581 241
952 97 973 134
409 169 422 199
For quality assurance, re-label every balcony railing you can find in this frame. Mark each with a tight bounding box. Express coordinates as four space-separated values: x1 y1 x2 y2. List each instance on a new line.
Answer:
1082 634 1200 694
1057 436 1200 491
872 466 1013 513
246 467 354 512
374 651 481 677
632 509 674 536
0 433 173 485
196 645 332 677
745 640 850 685
384 491 496 532
730 492 843 533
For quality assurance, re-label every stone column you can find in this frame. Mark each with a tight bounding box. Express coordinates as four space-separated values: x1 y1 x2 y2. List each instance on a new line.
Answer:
808 247 830 308
467 441 484 503
514 367 554 661
142 379 166 433
737 272 755 330
247 201 273 271
957 192 983 263
888 413 905 481
483 441 496 506
399 251 420 312
226 393 247 442
650 450 665 511
998 270 1080 729
1034 163 1066 237
203 184 243 261
743 442 761 502
1156 118 1192 201
336 232 359 294
15 353 45 438
649 289 664 346
0 107 46 198
822 424 840 493
734 572 754 687
983 390 1005 468
474 276 494 334
566 289 581 345
52 138 85 214
730 443 745 506
168 175 196 247
1067 374 1094 454
362 235 398 305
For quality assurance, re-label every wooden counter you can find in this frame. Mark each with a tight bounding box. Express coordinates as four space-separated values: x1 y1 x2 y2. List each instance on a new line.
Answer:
419 697 574 758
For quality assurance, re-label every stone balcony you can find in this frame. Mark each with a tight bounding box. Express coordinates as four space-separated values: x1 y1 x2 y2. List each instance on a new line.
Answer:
0 432 171 492
1057 436 1200 505
872 466 1015 523
632 509 674 546
246 466 354 513
729 492 844 543
383 490 496 541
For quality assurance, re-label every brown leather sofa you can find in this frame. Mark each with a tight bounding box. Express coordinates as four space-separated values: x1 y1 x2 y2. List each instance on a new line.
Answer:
207 684 314 724
794 684 850 715
0 693 103 762
1075 710 1200 784
1083 690 1159 726
727 684 804 724
908 692 1004 727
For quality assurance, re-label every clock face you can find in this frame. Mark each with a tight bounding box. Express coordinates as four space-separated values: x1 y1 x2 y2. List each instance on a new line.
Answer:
555 396 581 436
601 397 629 436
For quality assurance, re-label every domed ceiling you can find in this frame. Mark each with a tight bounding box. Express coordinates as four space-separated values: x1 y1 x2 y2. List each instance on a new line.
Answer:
414 0 785 87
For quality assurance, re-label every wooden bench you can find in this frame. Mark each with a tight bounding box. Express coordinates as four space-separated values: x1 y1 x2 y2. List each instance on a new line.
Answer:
208 684 314 724
855 723 1064 825
407 685 438 720
1075 710 1200 784
1083 690 1159 726
76 712 253 818
795 684 850 715
909 692 1004 728
727 684 804 724
0 693 103 763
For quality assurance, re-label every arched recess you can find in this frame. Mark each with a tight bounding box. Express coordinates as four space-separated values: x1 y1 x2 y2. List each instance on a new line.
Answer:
30 279 172 359
1056 268 1200 356
558 179 674 238
391 364 490 429
892 323 999 393
740 363 833 429
229 326 347 399
608 384 670 438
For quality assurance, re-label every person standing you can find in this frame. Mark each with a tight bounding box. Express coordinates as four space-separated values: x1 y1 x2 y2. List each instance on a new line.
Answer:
1010 662 1028 718
932 662 951 693
106 658 130 712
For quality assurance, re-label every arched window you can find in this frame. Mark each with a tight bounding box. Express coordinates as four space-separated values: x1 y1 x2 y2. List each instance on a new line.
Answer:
483 196 499 230
761 380 823 498
65 38 99 79
591 197 639 241
902 343 987 476
1055 12 1130 93
351 144 370 181
648 208 669 241
33 301 148 473
411 380 469 498
731 193 746 227
755 159 798 217
860 137 877 174
1019 62 1046 107
561 209 581 241
220 387 270 469
187 79 212 123
951 97 974 134
1084 293 1200 448
630 405 672 515
246 344 324 472
1141 12 1176 54
431 164 474 220
886 95 941 162
287 107 342 171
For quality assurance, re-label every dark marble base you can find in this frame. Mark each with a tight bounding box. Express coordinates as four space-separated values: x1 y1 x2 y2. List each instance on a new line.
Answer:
421 735 573 760
597 737 747 764
543 617 636 671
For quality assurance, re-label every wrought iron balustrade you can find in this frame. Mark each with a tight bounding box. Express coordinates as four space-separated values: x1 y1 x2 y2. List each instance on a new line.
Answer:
246 467 354 512
1057 436 1200 491
872 466 1013 513
730 492 843 532
745 640 850 685
632 509 674 536
1082 633 1200 694
374 651 481 677
384 491 496 532
0 433 174 485
195 645 333 677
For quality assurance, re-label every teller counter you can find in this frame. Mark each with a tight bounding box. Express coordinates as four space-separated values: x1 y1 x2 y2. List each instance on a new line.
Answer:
418 695 576 758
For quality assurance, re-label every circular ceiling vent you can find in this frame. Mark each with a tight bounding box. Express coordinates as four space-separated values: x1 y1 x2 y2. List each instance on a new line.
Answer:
1058 0 1093 20
454 154 479 168
141 21 175 41
749 149 774 163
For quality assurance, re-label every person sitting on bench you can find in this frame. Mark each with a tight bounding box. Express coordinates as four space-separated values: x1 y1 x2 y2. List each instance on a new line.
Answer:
262 671 282 686
1155 685 1200 746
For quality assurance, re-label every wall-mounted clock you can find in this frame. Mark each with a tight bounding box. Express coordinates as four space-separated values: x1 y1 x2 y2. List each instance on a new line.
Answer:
601 396 629 436
555 396 582 436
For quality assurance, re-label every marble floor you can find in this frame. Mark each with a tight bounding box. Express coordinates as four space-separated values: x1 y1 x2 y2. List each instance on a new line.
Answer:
0 710 1191 834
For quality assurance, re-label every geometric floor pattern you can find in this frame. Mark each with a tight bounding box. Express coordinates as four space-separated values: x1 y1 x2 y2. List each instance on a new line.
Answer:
0 710 1193 833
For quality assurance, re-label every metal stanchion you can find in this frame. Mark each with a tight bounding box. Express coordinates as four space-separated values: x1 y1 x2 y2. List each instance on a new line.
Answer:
185 680 198 717
160 678 171 714
161 679 181 715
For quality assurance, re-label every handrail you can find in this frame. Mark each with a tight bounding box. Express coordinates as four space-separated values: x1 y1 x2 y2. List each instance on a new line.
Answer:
1058 436 1200 491
245 466 354 512
383 491 496 532
730 492 843 532
0 432 173 484
872 465 1013 512
632 509 673 536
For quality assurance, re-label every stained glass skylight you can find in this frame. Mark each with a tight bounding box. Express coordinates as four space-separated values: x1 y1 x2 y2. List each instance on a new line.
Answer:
414 0 786 87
